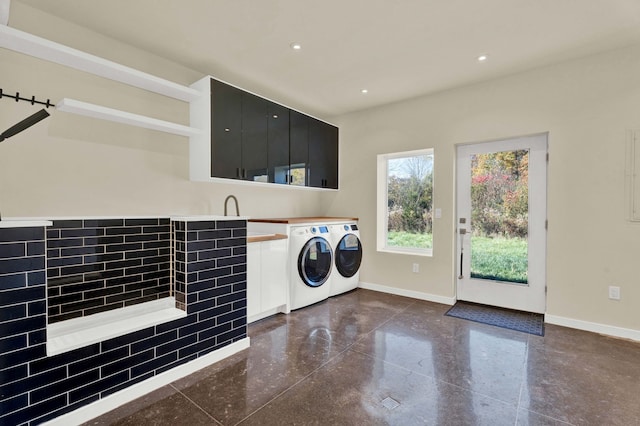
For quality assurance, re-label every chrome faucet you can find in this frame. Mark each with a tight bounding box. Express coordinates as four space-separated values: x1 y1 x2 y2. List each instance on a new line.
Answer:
224 195 240 216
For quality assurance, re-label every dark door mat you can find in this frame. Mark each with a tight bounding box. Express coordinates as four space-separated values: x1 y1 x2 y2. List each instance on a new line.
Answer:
445 301 544 336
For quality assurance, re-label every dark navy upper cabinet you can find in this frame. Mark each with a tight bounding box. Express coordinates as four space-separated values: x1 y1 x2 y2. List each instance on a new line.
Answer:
204 77 338 189
289 110 309 186
268 103 290 185
241 92 269 182
211 79 242 179
211 79 269 181
309 117 339 189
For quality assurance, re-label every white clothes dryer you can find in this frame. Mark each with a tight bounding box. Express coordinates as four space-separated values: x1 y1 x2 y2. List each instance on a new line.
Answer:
329 222 362 296
289 224 333 310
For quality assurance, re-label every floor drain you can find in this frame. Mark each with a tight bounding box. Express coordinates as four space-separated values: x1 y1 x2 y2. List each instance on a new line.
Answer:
381 396 400 410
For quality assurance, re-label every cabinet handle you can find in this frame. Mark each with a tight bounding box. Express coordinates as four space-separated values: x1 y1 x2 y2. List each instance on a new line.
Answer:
289 174 293 184
242 168 247 179
236 167 240 178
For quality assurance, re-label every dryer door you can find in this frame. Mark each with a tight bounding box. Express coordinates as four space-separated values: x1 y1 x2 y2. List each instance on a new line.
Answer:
298 237 333 287
335 234 362 278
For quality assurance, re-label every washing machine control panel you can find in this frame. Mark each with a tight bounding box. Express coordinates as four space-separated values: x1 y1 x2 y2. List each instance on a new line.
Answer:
310 226 329 234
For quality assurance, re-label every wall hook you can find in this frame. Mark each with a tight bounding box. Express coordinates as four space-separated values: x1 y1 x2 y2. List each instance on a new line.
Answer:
0 87 55 108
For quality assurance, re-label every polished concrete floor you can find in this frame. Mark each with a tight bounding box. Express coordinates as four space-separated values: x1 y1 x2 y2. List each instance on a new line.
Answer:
84 289 640 426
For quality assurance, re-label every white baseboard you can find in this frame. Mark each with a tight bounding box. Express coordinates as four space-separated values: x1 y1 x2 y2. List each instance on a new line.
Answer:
360 283 640 342
248 305 288 323
42 337 251 426
545 315 640 342
358 281 456 306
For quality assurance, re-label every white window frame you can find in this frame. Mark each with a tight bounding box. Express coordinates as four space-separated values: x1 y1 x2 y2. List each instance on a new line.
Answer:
377 148 434 257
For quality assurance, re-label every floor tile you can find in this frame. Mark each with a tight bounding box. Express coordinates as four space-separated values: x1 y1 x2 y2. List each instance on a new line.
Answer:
238 349 518 426
352 312 529 404
82 385 216 426
79 289 640 426
328 288 416 312
529 323 640 363
285 292 412 350
520 343 640 425
171 315 344 425
515 409 573 425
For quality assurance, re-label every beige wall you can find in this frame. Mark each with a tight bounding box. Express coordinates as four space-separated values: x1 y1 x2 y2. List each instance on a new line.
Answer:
0 3 325 219
4 4 640 335
326 44 640 333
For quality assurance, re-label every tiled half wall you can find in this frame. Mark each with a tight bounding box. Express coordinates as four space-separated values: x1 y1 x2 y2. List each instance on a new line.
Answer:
47 218 172 324
0 219 247 425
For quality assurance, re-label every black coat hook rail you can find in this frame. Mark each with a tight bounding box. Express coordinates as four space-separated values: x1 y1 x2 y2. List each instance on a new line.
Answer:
0 88 55 108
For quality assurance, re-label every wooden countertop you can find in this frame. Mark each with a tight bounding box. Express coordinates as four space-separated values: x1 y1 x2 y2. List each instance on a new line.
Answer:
247 233 288 243
248 217 358 224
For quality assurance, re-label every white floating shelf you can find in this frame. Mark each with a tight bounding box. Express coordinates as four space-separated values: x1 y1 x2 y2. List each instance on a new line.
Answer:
57 98 201 137
0 24 201 102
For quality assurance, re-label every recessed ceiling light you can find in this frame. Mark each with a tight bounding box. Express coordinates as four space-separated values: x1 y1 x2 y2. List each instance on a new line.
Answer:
361 89 368 94
477 54 488 62
290 43 302 50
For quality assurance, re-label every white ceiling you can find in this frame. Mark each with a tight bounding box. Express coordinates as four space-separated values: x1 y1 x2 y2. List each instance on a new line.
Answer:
13 0 640 117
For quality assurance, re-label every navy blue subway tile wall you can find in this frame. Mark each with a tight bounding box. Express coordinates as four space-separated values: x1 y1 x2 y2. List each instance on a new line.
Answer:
0 219 247 426
46 218 172 324
173 221 187 311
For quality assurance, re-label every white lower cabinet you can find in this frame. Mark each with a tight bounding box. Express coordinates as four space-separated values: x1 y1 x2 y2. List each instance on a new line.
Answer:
247 243 262 320
247 239 288 322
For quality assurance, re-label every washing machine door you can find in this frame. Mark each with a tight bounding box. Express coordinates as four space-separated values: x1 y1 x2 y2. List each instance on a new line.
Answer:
298 237 333 287
335 234 362 278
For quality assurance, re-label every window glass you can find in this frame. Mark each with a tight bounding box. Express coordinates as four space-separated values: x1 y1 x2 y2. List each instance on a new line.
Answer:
377 149 434 256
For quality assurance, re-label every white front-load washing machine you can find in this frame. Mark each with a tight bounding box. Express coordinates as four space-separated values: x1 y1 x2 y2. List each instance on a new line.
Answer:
289 224 333 310
329 222 362 296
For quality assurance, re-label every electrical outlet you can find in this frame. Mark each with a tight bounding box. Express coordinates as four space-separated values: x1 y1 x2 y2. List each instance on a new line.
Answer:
608 286 621 300
412 263 419 273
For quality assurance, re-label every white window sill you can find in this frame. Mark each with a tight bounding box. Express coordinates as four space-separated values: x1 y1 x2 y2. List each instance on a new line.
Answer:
377 247 433 257
47 297 186 356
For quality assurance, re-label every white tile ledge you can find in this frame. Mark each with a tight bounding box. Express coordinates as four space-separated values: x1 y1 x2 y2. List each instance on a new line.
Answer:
6 216 165 221
4 215 248 222
47 297 186 356
171 215 249 221
0 220 52 228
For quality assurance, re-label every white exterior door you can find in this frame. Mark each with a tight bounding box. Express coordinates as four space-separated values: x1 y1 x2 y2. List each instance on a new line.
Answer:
456 134 547 313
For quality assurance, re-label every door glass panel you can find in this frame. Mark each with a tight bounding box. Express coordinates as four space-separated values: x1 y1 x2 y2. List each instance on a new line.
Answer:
470 150 529 284
336 235 362 277
299 237 332 287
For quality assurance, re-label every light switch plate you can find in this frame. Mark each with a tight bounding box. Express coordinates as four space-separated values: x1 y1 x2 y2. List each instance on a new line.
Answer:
608 286 621 300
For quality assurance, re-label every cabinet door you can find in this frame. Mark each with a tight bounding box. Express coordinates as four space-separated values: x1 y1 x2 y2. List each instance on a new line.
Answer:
247 243 261 319
289 110 309 186
308 118 339 189
268 103 290 184
241 92 269 182
211 79 243 179
261 239 287 311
